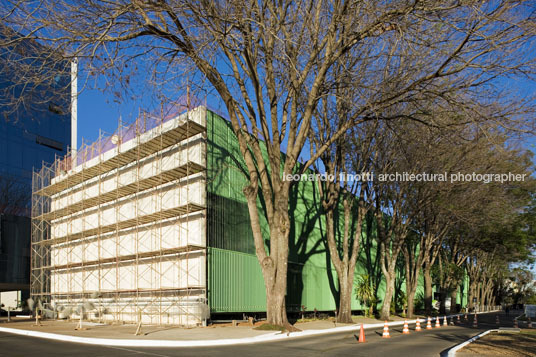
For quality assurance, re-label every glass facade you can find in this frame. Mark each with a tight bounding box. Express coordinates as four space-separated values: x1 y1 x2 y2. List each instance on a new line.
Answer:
1 111 70 199
0 28 71 293
0 106 70 209
0 26 71 215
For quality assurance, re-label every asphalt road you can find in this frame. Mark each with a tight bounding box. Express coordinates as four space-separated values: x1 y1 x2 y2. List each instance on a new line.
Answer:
3 311 514 357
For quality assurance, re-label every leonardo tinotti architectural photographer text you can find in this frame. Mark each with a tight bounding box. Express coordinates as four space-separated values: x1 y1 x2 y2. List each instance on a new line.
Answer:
283 172 527 184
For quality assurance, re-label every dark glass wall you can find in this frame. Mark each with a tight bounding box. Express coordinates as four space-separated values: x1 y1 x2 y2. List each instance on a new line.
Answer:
0 28 71 291
0 214 31 291
0 107 70 193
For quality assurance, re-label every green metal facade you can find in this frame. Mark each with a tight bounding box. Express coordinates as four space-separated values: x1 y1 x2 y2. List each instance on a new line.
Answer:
206 110 341 313
205 110 461 314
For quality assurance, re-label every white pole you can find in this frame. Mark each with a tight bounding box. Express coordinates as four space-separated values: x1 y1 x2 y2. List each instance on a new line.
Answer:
71 59 78 158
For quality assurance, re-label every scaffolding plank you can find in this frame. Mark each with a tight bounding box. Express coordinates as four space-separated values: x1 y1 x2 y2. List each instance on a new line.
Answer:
36 203 205 245
49 286 206 297
47 245 206 270
35 119 205 196
37 162 205 221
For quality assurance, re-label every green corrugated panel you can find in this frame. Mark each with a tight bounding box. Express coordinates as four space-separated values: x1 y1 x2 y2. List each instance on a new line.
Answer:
206 110 372 313
205 109 469 314
300 261 338 311
208 248 266 312
457 272 470 307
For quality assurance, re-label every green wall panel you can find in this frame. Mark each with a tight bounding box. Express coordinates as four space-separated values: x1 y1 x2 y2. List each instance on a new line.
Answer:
206 110 345 313
205 109 468 314
208 248 266 312
287 261 338 312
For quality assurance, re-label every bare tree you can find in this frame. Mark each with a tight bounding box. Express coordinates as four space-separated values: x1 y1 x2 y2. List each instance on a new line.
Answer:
443 135 535 312
0 25 70 122
310 95 378 322
398 119 482 317
2 0 536 326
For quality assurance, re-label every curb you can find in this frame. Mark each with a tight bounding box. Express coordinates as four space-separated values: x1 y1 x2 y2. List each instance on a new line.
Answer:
0 311 498 347
446 329 497 356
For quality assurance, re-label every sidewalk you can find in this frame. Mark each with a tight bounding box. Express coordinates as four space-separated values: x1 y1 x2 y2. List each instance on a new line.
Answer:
0 312 489 347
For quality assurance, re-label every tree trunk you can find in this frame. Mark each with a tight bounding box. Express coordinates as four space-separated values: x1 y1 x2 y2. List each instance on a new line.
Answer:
404 266 419 318
338 275 353 323
439 287 447 315
482 282 493 310
265 281 288 326
265 208 291 327
245 186 292 327
479 283 484 311
467 281 475 311
424 265 433 315
450 288 458 313
321 196 363 324
380 270 395 320
402 243 421 319
406 290 416 318
261 233 290 326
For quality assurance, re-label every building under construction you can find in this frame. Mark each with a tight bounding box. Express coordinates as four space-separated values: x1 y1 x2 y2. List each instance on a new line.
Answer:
32 104 470 326
32 105 207 326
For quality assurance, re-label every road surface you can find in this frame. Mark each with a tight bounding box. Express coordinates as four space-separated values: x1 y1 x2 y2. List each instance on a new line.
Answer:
3 311 512 357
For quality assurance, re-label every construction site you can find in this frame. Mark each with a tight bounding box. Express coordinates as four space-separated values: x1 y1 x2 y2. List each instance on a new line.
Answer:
31 105 208 326
31 103 470 328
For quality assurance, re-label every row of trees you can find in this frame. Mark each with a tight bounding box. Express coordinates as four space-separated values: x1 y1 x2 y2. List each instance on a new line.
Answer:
322 115 535 321
2 0 535 327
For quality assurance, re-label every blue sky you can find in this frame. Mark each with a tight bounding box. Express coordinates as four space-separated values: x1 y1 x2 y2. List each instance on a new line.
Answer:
77 86 536 165
77 88 146 145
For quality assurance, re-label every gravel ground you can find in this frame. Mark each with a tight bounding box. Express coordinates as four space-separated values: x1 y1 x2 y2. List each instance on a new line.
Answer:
459 330 536 356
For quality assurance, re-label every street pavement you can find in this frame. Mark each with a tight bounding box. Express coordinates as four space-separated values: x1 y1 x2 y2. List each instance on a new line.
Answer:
2 311 516 357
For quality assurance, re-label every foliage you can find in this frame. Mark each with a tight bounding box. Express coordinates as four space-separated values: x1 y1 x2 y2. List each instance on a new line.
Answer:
504 267 536 305
526 294 536 305
395 290 407 314
355 274 377 317
414 292 425 311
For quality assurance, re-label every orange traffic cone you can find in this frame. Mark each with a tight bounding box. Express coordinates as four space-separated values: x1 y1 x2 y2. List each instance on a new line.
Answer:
402 320 410 334
415 319 422 331
382 321 390 338
443 316 448 326
426 317 433 330
473 314 478 328
358 323 366 343
435 317 441 328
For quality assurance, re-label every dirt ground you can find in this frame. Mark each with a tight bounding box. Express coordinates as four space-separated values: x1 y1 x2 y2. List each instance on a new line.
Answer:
460 330 536 356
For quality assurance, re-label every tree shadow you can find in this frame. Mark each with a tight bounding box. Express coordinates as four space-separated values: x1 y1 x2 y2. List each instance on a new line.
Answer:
287 177 328 314
316 188 364 316
358 211 383 314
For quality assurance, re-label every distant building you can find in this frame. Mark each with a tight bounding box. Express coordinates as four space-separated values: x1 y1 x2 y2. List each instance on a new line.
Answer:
0 25 71 301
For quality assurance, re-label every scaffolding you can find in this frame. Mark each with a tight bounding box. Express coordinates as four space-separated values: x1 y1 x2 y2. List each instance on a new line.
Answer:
31 104 208 326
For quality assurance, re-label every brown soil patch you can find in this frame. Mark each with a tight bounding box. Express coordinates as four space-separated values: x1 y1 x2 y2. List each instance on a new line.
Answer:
460 331 536 356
